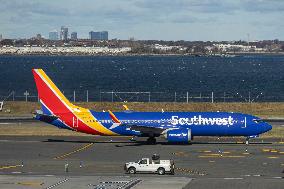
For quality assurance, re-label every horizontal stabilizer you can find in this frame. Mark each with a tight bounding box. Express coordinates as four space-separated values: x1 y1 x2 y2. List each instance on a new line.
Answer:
34 110 58 123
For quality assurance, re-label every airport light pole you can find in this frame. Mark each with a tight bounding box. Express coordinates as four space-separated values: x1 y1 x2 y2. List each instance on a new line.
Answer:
111 91 114 102
248 92 251 103
24 91 29 102
186 92 189 103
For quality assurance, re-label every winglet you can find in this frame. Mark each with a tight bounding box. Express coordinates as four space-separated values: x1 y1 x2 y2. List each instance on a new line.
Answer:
108 110 121 124
123 105 129 111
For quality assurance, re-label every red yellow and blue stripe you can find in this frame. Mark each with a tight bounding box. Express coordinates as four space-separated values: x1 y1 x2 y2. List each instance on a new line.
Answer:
32 69 118 136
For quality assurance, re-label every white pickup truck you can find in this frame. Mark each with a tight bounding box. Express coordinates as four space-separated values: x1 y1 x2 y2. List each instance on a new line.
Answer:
124 158 175 175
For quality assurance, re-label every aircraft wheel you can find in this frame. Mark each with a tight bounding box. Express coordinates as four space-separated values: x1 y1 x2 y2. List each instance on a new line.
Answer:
147 137 156 144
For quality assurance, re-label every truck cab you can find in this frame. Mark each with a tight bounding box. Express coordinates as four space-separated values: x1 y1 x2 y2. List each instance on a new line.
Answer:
125 157 174 175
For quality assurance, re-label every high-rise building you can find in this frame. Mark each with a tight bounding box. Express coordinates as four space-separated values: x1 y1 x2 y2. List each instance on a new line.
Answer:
0 34 2 41
89 31 96 40
89 31 108 40
101 31 108 40
49 31 59 40
71 32 77 40
36 34 42 40
60 26 68 40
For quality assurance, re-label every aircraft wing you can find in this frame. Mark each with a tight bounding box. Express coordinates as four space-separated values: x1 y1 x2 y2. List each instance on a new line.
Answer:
123 124 165 135
108 110 166 135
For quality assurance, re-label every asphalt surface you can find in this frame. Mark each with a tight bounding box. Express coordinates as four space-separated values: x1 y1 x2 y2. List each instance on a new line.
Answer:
0 133 283 189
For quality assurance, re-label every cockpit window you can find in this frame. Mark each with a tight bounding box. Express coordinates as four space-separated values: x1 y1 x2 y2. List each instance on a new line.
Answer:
253 119 263 124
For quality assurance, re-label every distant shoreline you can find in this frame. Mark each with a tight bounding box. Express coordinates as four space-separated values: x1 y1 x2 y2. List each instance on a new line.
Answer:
0 52 284 56
1 101 283 118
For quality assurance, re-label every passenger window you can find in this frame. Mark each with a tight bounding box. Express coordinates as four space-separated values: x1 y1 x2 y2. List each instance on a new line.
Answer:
141 159 147 164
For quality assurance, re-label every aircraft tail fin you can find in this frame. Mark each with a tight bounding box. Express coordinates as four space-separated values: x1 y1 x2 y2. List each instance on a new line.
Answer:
32 69 78 114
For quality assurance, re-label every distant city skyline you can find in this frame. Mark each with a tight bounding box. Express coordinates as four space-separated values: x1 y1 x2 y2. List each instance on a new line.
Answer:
49 30 58 40
71 32 77 40
89 31 108 40
60 26 68 41
0 0 283 41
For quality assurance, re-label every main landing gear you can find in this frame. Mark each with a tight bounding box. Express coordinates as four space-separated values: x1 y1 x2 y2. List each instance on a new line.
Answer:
147 137 157 145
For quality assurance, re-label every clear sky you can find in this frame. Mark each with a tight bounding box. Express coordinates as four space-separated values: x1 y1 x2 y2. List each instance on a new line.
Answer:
0 0 283 41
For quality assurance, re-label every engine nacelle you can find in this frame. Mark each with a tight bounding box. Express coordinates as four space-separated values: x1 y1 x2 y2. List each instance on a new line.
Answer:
165 129 192 143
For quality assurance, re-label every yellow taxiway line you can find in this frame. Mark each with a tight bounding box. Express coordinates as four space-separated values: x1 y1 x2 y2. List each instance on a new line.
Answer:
0 164 23 170
199 155 245 158
17 182 44 186
267 156 279 159
54 143 94 160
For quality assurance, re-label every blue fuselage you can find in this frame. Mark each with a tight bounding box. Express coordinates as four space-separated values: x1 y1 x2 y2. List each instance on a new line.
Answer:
90 111 272 137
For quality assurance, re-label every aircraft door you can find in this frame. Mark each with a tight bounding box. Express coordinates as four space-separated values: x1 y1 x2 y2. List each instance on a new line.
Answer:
241 117 247 128
72 116 79 128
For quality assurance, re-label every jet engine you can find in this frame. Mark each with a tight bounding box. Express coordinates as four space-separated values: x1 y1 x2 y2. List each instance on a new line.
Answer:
164 129 192 143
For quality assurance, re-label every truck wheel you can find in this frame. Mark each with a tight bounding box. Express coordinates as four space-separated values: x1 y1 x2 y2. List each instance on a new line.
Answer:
128 167 136 174
157 168 165 175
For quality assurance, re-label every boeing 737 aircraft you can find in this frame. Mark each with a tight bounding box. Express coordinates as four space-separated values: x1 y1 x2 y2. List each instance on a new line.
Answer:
32 69 272 144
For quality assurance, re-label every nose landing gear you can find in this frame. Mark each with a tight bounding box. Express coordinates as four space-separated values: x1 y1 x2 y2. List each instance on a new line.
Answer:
245 135 259 145
245 137 250 145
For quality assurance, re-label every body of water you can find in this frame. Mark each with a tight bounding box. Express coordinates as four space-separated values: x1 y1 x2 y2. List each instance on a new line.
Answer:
0 55 283 102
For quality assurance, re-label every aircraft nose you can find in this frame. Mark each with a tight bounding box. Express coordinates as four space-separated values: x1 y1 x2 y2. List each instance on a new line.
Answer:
263 122 272 133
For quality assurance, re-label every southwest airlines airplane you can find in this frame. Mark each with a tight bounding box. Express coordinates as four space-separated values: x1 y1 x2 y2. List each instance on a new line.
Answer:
32 69 272 144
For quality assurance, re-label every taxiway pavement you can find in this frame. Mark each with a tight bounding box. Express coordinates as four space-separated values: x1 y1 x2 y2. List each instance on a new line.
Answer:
0 134 283 189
